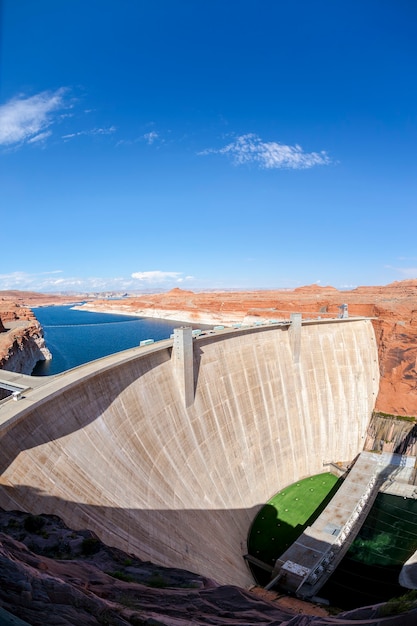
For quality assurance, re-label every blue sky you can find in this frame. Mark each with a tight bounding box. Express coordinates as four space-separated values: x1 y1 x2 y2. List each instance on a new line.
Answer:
0 0 416 293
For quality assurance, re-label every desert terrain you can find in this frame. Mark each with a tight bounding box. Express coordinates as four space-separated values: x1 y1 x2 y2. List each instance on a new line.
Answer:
1 281 417 416
75 280 417 418
1 281 416 416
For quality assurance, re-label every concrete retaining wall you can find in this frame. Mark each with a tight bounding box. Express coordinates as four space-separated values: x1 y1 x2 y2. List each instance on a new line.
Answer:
0 320 379 587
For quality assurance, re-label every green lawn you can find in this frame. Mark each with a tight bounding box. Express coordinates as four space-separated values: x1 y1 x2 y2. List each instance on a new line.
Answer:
247 472 341 583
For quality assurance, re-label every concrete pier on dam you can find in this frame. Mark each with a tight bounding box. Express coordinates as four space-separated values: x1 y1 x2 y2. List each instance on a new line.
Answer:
0 317 379 588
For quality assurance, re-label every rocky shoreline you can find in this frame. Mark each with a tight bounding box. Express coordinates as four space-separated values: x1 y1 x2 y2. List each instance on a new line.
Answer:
72 302 248 326
0 300 51 375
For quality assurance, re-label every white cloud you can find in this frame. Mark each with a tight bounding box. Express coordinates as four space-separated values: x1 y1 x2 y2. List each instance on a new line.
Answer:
199 133 332 169
0 88 67 146
62 126 116 139
0 271 64 291
0 271 130 293
131 271 185 283
144 131 159 145
27 131 53 144
0 270 196 293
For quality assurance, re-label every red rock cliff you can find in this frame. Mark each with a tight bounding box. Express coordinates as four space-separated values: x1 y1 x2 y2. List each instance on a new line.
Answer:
0 299 52 374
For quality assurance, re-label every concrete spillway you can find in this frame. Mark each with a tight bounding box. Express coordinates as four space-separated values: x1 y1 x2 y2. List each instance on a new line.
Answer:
0 319 379 588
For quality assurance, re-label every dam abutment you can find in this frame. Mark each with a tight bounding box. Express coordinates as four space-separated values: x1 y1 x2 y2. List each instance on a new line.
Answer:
0 318 380 587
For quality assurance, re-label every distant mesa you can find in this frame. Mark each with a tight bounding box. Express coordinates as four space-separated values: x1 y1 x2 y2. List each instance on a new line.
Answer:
166 287 195 296
386 279 417 288
292 284 339 294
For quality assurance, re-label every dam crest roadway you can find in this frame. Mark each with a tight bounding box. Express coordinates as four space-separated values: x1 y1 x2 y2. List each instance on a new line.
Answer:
0 315 380 588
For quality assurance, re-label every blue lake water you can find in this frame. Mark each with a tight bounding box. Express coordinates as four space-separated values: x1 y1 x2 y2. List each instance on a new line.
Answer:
32 305 202 376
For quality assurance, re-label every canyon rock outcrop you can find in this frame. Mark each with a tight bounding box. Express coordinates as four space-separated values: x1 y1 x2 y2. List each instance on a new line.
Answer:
0 300 52 375
1 509 415 626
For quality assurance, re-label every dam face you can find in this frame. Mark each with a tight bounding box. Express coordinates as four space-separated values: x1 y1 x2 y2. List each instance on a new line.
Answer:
0 319 379 587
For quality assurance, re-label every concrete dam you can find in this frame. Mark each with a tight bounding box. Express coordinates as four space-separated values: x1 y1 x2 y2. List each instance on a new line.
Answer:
0 318 379 588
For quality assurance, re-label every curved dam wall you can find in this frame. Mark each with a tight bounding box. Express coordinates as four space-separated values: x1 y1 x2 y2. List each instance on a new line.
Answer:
0 319 379 587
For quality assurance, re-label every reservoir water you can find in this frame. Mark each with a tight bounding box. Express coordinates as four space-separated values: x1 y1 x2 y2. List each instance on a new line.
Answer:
32 305 202 376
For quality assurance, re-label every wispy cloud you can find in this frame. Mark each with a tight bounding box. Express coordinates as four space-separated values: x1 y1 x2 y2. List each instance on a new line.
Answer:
143 131 159 145
385 265 417 278
0 270 196 293
131 270 193 284
0 271 131 293
62 126 116 140
0 88 68 147
0 89 119 149
199 133 332 169
0 271 64 291
117 129 162 147
27 131 53 144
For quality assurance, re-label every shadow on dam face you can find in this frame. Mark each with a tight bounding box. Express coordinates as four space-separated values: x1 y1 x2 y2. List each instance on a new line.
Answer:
0 483 265 583
0 320 380 588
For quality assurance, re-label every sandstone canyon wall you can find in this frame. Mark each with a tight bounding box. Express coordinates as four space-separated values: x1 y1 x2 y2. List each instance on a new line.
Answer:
0 300 51 375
